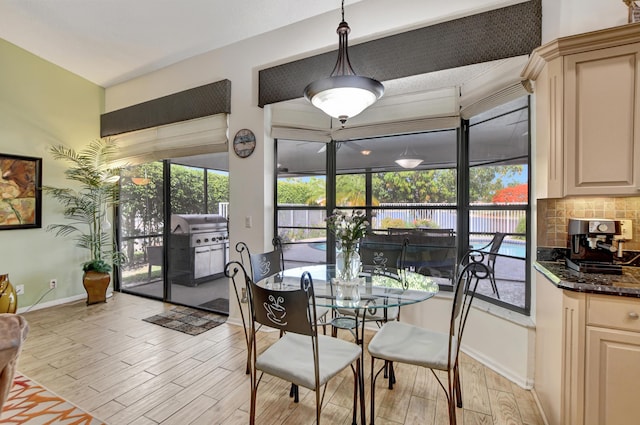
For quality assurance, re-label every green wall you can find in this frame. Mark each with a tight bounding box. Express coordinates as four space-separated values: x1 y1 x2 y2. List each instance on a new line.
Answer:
0 38 104 310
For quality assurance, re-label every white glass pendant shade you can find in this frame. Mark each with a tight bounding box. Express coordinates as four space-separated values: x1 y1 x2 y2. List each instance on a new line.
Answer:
395 146 423 169
305 75 383 124
395 158 424 168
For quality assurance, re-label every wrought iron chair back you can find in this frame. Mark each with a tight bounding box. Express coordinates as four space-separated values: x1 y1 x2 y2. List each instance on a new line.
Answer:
246 271 362 424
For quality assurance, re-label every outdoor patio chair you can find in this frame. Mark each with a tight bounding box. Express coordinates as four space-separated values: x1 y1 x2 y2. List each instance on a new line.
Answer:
404 232 457 280
367 258 489 425
472 232 506 298
245 270 363 425
146 245 163 281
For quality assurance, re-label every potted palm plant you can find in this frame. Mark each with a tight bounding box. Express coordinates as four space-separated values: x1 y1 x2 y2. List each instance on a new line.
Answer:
44 138 126 305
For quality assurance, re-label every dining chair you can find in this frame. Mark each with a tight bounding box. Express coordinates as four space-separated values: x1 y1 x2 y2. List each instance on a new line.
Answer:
235 237 284 283
332 235 408 335
245 269 363 425
367 258 489 425
234 237 330 402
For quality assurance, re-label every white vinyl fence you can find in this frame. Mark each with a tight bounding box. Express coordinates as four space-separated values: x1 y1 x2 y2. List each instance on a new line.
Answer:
278 203 526 235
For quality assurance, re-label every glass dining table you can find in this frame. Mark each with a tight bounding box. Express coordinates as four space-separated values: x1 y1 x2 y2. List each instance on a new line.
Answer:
255 264 440 425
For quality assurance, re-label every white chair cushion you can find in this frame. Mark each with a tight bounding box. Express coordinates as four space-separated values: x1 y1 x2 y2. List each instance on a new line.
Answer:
256 333 361 390
367 321 455 371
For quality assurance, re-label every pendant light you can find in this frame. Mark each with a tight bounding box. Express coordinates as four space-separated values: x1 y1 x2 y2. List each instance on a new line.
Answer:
304 0 384 126
395 146 423 169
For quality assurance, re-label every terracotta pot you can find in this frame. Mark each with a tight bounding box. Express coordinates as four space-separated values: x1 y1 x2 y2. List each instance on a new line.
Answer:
0 274 17 313
82 271 110 305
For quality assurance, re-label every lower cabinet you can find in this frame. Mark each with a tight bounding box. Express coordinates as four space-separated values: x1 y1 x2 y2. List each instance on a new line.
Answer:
584 295 640 425
585 327 640 425
535 279 640 425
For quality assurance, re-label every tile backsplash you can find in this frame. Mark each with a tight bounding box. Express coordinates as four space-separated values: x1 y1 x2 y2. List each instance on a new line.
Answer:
537 197 640 251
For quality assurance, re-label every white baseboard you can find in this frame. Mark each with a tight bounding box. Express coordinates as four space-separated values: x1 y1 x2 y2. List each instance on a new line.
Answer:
462 345 534 390
16 293 99 314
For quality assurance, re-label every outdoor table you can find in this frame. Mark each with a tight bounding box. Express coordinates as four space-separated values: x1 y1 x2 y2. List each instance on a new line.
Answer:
256 264 439 425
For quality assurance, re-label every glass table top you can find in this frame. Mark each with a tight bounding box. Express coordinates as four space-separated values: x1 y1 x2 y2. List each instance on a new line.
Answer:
256 264 439 309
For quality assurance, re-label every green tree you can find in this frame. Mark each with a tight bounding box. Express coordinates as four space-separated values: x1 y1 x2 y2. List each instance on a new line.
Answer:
469 165 523 203
277 178 314 204
207 171 230 214
170 164 205 213
336 174 367 206
373 170 457 203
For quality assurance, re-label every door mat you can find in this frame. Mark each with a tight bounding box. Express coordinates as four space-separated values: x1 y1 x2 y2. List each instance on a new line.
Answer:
198 298 229 313
1 373 106 424
142 306 227 335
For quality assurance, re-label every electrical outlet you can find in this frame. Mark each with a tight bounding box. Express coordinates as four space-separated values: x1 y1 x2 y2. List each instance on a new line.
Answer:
619 219 633 240
15 285 24 295
49 279 57 289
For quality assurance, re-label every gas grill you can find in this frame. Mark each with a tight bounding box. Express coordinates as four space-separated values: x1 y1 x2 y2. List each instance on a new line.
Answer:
169 214 229 286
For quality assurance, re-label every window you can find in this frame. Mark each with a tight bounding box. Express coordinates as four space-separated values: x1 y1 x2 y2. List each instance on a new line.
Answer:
275 96 531 314
467 97 530 312
276 139 327 268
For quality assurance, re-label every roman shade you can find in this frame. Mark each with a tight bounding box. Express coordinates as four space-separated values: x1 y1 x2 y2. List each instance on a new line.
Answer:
110 114 228 165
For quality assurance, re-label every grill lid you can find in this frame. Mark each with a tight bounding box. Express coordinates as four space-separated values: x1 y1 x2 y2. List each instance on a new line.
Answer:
171 214 228 234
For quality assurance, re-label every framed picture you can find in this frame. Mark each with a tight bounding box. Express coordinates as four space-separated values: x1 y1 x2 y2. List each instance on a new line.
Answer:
0 153 42 230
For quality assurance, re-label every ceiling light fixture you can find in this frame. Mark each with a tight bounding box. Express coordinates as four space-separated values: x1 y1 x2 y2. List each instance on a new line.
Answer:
395 146 423 169
303 0 384 126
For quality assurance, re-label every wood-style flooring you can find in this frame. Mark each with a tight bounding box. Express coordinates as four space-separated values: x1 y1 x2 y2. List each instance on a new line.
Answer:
17 292 545 424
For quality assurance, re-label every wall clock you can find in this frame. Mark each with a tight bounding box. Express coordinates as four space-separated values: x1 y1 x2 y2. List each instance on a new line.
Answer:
233 129 256 158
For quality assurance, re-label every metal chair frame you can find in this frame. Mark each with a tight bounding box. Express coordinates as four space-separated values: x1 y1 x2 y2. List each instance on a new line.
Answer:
226 264 363 425
368 256 490 425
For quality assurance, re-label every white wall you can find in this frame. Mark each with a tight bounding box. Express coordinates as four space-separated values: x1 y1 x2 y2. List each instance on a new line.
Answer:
104 0 623 388
542 0 628 43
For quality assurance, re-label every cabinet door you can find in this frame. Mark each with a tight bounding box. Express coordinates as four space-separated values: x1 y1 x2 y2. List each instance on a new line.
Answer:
565 43 640 195
585 327 640 425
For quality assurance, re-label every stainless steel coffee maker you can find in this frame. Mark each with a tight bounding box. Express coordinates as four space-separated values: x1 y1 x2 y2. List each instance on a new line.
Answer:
566 218 622 273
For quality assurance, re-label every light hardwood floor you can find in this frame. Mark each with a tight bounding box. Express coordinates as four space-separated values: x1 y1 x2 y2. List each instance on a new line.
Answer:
16 293 545 424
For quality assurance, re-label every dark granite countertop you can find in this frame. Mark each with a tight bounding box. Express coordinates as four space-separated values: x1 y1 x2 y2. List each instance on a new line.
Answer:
535 260 640 298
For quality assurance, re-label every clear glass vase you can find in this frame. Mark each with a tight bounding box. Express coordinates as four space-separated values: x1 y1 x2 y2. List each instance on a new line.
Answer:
336 242 361 282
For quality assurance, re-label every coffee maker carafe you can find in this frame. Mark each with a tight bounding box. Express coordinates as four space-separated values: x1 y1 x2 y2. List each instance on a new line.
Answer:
566 218 622 273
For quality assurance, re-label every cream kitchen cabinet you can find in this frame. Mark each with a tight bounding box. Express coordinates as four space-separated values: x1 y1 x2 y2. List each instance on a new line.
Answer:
523 23 640 198
584 294 640 425
534 273 640 425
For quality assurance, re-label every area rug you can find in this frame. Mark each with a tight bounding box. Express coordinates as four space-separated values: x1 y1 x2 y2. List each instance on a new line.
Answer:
0 374 106 424
142 305 227 335
197 298 229 313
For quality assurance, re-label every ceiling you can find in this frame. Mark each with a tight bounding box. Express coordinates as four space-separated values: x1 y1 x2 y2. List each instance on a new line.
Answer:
0 0 531 172
0 0 371 87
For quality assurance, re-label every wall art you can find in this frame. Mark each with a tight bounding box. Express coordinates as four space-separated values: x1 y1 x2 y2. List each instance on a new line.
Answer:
0 154 42 230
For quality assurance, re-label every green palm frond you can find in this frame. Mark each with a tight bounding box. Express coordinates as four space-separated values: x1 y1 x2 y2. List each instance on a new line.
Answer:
44 138 127 271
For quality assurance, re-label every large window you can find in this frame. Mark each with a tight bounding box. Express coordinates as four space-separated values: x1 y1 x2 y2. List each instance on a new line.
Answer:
275 96 530 314
467 97 530 312
276 139 327 267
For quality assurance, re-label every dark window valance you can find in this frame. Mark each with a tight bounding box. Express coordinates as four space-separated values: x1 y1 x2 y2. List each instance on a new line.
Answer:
258 0 541 107
101 79 231 137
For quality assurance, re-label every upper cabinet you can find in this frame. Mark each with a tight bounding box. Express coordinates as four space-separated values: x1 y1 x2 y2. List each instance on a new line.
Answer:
523 23 640 198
